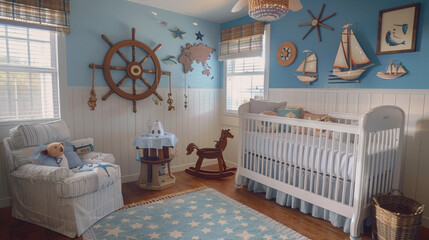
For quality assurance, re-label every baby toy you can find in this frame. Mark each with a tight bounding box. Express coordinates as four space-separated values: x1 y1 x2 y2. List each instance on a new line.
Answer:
41 142 69 168
150 120 165 137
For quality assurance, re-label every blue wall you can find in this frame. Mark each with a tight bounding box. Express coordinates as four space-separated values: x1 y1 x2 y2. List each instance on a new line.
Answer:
221 0 428 89
67 0 221 89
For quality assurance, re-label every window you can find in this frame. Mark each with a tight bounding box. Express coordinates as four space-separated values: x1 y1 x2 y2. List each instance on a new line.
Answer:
225 25 269 113
0 24 60 122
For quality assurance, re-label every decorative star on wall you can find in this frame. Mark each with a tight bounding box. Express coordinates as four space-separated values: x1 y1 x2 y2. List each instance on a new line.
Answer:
169 28 186 40
195 31 204 41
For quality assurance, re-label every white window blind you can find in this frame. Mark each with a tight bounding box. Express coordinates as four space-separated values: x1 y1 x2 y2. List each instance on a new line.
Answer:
0 24 60 122
226 28 266 112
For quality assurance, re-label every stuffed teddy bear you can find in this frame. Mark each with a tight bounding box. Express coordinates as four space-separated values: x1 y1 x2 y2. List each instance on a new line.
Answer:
41 142 69 169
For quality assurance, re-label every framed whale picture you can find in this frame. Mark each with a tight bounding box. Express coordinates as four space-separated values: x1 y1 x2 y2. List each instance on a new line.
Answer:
377 3 419 55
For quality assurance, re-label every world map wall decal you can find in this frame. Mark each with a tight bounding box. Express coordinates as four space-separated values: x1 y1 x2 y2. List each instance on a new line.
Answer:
178 43 216 76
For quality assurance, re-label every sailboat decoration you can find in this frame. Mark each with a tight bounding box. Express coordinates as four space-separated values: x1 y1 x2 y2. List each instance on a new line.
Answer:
330 24 374 82
376 60 407 79
295 50 318 85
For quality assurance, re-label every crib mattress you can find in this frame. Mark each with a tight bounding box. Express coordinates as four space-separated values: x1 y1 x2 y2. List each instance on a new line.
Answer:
243 132 395 180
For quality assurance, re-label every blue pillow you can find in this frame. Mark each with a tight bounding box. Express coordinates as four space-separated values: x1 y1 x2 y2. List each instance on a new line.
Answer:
32 145 59 167
276 108 303 118
32 142 84 169
64 141 84 168
65 151 84 169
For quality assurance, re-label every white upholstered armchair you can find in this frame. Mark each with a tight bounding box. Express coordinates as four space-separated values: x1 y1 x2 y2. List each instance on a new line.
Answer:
2 120 123 237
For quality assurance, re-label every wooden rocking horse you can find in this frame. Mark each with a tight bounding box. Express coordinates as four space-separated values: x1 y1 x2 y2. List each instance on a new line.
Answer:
185 129 236 179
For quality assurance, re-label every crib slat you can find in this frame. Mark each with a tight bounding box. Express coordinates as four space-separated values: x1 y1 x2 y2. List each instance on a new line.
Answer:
299 126 305 189
384 129 392 193
382 129 390 193
349 134 360 207
309 128 317 193
335 132 343 202
269 124 275 179
283 123 290 183
321 130 330 197
328 131 335 199
367 133 377 205
272 123 277 180
245 118 250 170
384 129 393 193
303 127 311 191
252 120 261 173
388 129 398 190
261 121 266 176
342 133 351 204
316 128 323 195
374 131 383 196
379 130 387 194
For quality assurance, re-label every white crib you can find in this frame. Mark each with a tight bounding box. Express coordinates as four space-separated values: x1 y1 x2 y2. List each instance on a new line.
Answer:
235 103 405 239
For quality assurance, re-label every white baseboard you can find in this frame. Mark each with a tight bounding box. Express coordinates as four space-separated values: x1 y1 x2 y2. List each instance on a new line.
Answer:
120 159 220 183
0 197 11 208
225 160 237 168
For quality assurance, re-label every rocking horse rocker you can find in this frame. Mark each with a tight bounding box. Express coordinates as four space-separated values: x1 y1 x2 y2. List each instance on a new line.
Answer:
185 129 236 179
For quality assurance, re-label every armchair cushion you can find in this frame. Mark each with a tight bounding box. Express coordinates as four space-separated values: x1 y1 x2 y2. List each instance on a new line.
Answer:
56 171 99 198
10 146 38 169
12 164 72 183
56 163 121 198
80 152 115 164
9 120 70 149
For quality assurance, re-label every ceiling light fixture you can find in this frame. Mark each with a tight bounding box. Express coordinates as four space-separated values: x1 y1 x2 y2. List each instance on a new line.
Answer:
232 0 302 22
248 0 289 21
193 22 198 26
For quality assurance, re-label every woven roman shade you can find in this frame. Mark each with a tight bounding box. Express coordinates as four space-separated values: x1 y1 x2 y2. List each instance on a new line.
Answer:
219 21 264 61
0 0 70 33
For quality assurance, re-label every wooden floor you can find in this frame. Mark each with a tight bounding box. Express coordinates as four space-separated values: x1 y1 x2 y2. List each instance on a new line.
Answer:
1 165 428 240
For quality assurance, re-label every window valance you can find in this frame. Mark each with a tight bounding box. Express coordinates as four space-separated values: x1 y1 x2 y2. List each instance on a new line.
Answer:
0 0 70 33
219 21 264 61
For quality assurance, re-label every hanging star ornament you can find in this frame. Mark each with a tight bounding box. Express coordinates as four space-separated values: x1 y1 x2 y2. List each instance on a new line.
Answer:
195 31 204 41
298 4 336 42
169 28 186 39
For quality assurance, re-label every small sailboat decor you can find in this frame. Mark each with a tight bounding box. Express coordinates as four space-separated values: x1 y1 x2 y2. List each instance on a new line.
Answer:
330 24 374 82
295 50 318 85
377 60 407 79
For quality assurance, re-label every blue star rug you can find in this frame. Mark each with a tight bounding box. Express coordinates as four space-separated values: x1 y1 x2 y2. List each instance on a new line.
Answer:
83 187 309 240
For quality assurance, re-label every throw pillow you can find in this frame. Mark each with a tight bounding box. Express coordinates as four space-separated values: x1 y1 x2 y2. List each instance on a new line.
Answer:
65 151 84 169
32 145 59 167
71 138 94 155
249 99 287 114
276 107 304 119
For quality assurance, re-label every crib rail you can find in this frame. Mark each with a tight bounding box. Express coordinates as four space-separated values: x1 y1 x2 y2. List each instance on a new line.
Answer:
238 113 361 215
361 128 401 207
358 106 405 207
237 108 403 220
236 105 405 238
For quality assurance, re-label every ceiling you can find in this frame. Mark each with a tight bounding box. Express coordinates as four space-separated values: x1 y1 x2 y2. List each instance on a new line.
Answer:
127 0 248 23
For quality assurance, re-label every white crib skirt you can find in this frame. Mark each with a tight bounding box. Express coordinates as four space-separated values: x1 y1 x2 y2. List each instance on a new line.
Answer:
243 177 365 233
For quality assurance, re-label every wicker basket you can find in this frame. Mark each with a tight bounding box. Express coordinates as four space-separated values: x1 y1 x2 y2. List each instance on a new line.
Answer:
372 192 424 240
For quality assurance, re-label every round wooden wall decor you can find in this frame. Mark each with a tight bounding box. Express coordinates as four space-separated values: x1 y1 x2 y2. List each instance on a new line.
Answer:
89 28 171 113
276 42 297 66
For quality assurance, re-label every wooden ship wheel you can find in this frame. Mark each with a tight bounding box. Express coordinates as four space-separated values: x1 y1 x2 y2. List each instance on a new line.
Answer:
89 28 171 112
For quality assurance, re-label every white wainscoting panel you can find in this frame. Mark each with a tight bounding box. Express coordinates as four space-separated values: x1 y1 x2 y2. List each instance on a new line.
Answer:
62 87 221 182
